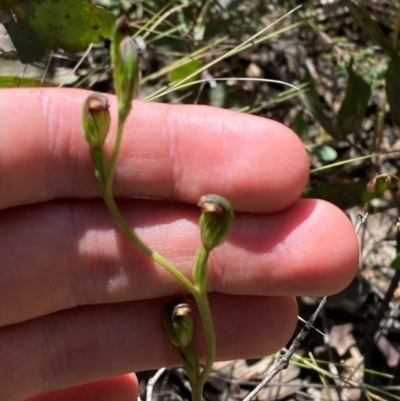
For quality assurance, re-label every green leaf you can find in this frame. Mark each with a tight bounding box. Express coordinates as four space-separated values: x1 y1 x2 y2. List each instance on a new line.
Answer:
303 180 369 209
0 0 115 63
169 60 203 84
385 57 400 128
337 64 371 136
345 0 400 61
390 253 400 270
0 76 55 87
301 73 340 139
293 111 309 140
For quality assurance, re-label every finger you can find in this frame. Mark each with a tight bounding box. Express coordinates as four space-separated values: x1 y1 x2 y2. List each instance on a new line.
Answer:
0 198 358 326
1 295 297 401
0 88 309 212
25 374 138 401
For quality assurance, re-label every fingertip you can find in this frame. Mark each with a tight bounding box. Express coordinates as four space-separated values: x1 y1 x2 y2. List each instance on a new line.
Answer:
210 295 298 361
212 199 359 298
272 199 360 296
312 200 360 294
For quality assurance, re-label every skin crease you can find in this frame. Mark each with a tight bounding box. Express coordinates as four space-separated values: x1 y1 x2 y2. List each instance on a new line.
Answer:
0 88 360 401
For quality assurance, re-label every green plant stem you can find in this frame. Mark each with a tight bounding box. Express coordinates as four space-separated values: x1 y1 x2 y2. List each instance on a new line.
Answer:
90 147 108 189
105 189 217 401
373 107 386 157
103 110 196 293
193 246 209 291
106 115 126 194
103 105 216 401
194 292 216 395
191 382 201 401
103 193 196 294
192 246 216 401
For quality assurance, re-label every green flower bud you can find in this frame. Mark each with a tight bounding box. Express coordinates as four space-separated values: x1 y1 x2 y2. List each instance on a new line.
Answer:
111 17 140 118
82 92 110 148
198 194 234 252
113 16 131 47
110 16 130 77
118 37 140 112
163 299 194 348
180 344 200 385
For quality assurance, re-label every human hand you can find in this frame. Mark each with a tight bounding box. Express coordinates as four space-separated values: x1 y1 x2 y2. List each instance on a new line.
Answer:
0 88 359 401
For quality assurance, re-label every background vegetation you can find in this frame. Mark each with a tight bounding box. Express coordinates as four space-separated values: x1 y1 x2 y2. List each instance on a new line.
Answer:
1 0 400 399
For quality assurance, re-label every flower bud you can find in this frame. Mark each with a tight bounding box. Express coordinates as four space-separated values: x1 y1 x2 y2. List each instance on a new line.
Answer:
181 344 200 385
111 17 140 118
110 16 130 72
118 37 140 112
82 92 110 148
198 194 234 252
163 299 194 348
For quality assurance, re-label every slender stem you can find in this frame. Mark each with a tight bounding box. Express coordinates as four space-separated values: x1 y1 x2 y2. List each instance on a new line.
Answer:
191 247 216 401
101 106 196 293
106 115 126 194
103 193 196 295
193 247 209 291
191 381 201 401
100 88 216 401
90 147 108 191
195 293 216 383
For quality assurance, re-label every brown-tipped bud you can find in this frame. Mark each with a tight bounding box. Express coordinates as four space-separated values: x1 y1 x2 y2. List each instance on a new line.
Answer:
385 175 392 188
110 16 130 68
111 17 140 118
366 179 376 193
163 299 194 348
82 92 110 148
115 16 131 37
118 37 140 109
198 194 234 252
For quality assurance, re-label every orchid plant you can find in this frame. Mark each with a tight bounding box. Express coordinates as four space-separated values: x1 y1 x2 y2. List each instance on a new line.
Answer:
82 17 233 401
